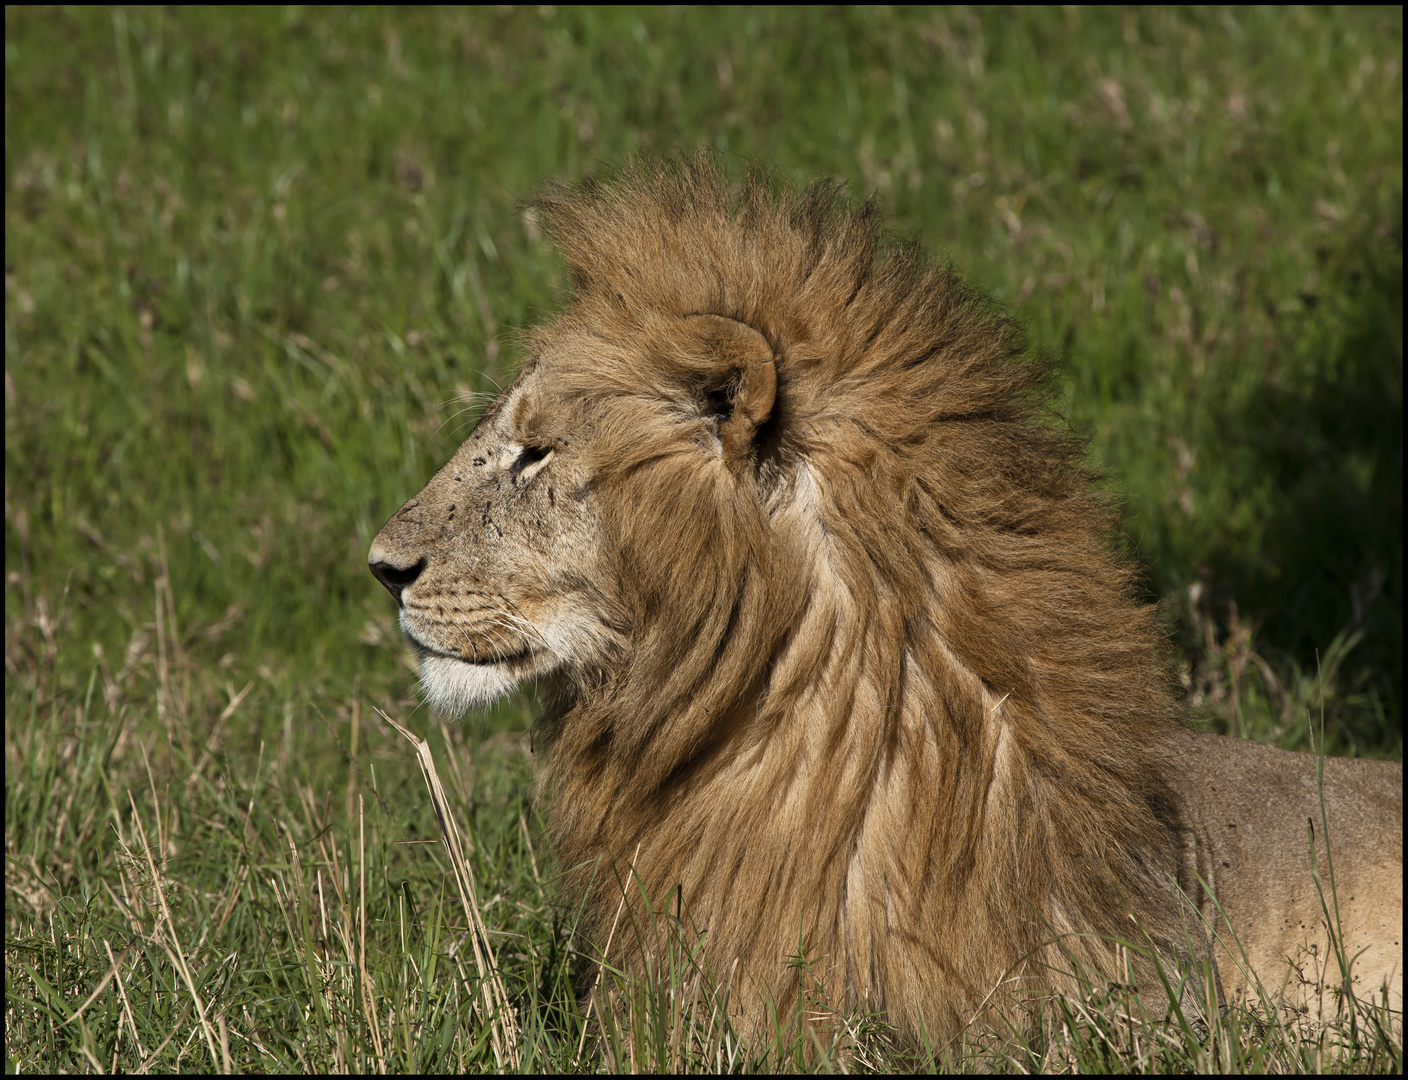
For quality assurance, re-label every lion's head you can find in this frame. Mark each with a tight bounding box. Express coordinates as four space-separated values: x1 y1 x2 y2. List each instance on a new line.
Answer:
369 154 1199 1042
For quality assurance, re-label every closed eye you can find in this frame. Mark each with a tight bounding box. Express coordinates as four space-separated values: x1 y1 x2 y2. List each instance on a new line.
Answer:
510 443 552 477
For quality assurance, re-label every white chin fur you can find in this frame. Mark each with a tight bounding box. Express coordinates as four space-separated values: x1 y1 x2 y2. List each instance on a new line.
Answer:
418 654 521 718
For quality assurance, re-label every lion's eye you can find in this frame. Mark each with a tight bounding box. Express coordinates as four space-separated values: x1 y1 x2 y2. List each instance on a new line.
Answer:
510 444 552 477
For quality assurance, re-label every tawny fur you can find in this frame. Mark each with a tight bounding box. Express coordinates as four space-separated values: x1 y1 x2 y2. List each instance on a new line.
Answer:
369 153 1402 1045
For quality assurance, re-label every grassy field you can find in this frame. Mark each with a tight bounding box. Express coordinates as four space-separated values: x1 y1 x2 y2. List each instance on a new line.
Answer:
5 6 1401 1072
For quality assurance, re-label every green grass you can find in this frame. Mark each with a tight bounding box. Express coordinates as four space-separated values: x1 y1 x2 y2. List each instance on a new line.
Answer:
5 7 1401 1072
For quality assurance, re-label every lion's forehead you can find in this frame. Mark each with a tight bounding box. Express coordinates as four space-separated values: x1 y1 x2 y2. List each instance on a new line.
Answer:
483 364 574 441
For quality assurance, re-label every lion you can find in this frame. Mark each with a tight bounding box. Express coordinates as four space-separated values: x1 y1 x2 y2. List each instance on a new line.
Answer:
369 154 1402 1045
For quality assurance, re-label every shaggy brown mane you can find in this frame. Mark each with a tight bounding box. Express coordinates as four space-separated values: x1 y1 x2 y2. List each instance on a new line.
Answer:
526 153 1192 1041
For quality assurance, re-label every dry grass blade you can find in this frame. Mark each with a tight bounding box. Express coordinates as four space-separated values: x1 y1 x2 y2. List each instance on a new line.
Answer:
188 679 255 781
103 938 148 1061
125 789 222 1070
356 794 388 1071
376 707 522 1067
574 843 637 1068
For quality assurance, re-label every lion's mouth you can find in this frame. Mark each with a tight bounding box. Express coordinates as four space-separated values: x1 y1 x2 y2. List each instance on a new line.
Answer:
413 641 539 668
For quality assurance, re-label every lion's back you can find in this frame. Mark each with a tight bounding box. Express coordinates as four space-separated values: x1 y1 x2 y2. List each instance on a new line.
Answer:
1167 729 1403 1012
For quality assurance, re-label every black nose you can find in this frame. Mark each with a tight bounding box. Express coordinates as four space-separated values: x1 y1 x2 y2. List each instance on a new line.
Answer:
370 558 425 605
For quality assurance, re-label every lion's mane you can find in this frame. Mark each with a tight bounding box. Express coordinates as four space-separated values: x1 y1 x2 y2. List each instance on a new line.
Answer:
530 154 1191 1041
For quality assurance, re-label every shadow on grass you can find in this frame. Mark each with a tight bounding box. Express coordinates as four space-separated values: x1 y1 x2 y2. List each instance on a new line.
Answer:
1196 209 1402 755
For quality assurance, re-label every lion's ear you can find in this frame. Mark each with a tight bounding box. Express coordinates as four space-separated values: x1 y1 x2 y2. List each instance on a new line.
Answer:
687 314 776 468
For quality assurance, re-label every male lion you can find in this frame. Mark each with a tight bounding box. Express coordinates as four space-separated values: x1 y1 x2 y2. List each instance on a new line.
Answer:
369 155 1402 1044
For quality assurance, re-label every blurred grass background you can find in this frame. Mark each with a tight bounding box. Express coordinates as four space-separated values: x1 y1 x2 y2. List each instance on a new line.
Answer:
5 6 1401 1072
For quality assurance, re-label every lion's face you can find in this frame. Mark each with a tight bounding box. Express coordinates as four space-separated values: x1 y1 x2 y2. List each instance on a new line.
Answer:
368 362 624 717
370 308 779 720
